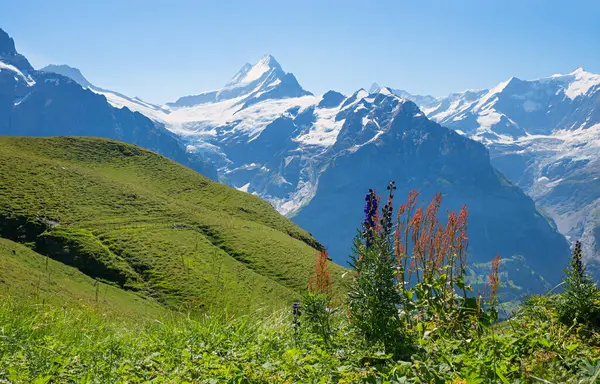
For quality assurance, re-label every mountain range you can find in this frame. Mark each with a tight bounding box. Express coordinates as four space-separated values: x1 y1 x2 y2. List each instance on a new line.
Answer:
374 70 600 270
3 27 596 298
0 29 217 180
38 51 572 296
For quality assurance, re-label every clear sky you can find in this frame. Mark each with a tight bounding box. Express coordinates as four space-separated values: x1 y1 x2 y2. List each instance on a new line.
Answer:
2 0 599 104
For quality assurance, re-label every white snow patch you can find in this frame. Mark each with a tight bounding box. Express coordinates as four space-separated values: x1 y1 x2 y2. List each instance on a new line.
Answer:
227 56 273 88
356 89 369 100
476 109 503 130
224 163 262 174
13 91 33 106
294 105 345 146
354 104 367 112
564 68 600 100
363 131 384 146
473 78 513 110
362 116 370 127
270 179 318 216
237 183 251 192
0 61 35 86
429 98 476 122
90 88 169 122
169 95 318 139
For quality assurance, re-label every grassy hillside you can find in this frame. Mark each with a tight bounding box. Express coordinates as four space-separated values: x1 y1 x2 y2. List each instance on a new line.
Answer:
0 136 345 313
0 238 165 317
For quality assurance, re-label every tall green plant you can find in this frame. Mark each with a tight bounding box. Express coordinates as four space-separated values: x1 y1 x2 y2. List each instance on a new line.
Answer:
558 241 600 328
347 182 405 355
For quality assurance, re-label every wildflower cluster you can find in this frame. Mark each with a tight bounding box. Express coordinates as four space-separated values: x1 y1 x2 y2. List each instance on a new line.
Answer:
348 182 501 352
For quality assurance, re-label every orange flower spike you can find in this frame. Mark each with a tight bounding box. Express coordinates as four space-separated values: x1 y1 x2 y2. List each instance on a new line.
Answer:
434 223 445 270
407 190 419 210
410 208 423 246
488 254 501 301
456 205 469 270
483 254 501 308
310 249 333 294
394 218 404 260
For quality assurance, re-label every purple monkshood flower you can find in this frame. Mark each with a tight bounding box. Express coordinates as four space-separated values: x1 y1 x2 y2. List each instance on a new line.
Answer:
363 189 378 247
292 301 301 328
292 301 301 316
363 182 396 247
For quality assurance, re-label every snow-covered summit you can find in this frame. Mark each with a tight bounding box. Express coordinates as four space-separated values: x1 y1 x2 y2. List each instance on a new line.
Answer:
392 68 600 144
547 67 600 100
39 64 170 120
223 54 282 89
169 54 311 109
369 82 382 93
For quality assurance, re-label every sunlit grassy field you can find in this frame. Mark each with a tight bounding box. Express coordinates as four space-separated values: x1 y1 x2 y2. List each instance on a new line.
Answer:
0 136 346 313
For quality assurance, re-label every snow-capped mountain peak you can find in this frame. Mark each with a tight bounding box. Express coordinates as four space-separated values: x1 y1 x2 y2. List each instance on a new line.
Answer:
378 86 393 96
570 66 585 74
557 67 600 100
169 54 311 109
224 54 282 89
369 82 382 93
216 53 304 103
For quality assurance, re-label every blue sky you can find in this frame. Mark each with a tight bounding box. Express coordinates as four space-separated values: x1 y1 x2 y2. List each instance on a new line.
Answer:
2 0 599 103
